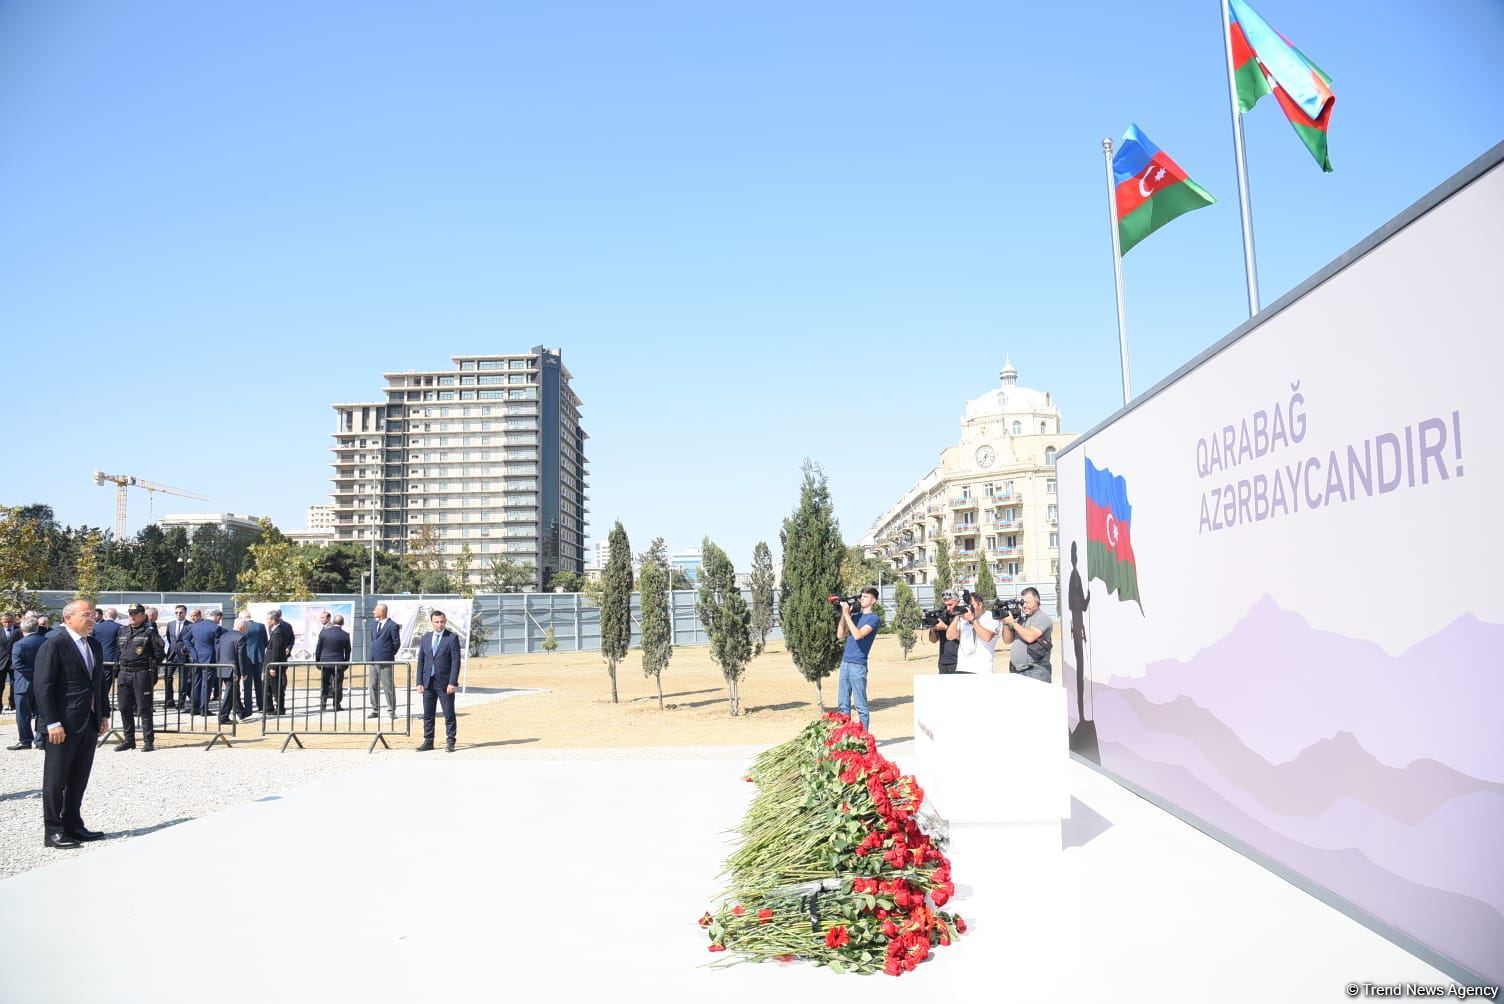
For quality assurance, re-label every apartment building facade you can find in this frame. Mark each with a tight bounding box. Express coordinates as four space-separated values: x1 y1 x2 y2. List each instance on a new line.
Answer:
859 360 1073 589
329 346 588 589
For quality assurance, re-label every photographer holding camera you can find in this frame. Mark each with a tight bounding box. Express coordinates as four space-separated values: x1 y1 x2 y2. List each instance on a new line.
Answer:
946 590 1000 674
926 590 963 673
1000 587 1053 682
835 587 880 731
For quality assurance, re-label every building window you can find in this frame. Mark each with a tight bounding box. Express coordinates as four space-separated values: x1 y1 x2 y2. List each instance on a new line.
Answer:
1046 478 1057 494
1040 422 1047 433
1045 447 1057 465
1049 531 1059 548
1012 421 1021 435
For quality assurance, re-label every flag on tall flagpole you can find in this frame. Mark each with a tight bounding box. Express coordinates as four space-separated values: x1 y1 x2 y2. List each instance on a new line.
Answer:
1111 125 1216 255
1227 0 1335 172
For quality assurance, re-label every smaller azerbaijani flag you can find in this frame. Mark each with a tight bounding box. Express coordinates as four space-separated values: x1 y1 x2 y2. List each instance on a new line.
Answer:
1228 0 1335 172
1085 458 1144 613
1112 125 1216 256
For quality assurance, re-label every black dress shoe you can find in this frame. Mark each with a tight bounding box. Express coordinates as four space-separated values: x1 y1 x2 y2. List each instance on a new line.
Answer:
67 829 105 842
368 711 381 719
142 742 155 752
6 742 28 751
415 741 434 752
445 741 456 753
114 741 136 752
44 833 81 850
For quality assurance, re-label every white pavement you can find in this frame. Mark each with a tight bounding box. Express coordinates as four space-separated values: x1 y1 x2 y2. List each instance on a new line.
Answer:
0 749 1452 1003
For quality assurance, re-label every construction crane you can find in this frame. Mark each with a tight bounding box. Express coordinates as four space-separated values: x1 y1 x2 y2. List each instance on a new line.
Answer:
92 471 208 540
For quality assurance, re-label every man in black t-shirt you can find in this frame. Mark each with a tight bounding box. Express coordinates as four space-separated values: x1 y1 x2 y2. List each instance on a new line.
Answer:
927 590 964 674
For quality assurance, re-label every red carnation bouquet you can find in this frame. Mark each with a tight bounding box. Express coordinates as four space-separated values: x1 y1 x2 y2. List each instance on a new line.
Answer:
700 713 965 976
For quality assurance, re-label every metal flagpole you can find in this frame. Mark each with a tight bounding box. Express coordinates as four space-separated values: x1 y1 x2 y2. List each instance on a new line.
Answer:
1221 0 1261 315
1102 138 1133 406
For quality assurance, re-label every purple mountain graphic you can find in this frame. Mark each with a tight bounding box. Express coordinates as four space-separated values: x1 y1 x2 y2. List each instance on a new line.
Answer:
1107 595 1504 783
1099 739 1504 986
1093 686 1504 913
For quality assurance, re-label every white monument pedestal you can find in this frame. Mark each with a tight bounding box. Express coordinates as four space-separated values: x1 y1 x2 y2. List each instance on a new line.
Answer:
913 673 1078 999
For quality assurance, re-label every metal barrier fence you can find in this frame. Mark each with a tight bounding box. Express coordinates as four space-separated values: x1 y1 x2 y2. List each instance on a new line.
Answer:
259 661 413 754
99 661 241 750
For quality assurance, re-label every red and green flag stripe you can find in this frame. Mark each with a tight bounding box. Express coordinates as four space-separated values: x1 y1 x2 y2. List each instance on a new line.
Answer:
1228 0 1335 172
1112 124 1215 256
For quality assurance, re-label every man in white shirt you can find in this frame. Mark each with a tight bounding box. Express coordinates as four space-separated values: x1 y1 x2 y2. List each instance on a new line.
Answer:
946 590 1000 674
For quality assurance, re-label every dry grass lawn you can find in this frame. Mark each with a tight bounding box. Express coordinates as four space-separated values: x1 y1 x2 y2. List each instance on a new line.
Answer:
136 635 970 751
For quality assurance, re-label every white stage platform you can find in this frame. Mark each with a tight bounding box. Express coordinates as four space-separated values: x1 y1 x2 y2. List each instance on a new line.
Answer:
0 751 1450 1003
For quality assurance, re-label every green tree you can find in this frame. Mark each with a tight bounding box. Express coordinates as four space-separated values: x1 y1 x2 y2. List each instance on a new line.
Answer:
599 520 633 704
453 544 475 598
482 556 535 593
894 580 921 660
934 537 953 595
305 543 416 593
74 529 104 604
549 570 585 592
698 537 752 717
235 519 314 605
748 540 775 657
779 460 845 711
638 538 672 710
840 545 889 594
974 559 997 602
0 505 51 613
541 625 558 653
668 567 694 591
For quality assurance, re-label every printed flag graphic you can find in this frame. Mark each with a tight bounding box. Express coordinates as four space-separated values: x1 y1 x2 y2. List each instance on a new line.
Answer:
1228 0 1335 172
1086 457 1144 612
1112 125 1216 255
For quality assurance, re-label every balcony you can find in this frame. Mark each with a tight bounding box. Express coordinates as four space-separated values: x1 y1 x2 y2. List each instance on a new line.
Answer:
950 496 978 509
988 546 1023 558
983 489 1017 502
956 548 979 557
988 519 1023 532
948 524 979 536
926 504 944 515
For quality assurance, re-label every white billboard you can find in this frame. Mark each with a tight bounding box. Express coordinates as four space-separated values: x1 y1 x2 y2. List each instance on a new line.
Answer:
1058 147 1504 985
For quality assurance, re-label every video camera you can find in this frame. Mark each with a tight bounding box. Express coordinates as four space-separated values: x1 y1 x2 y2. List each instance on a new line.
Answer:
826 594 862 613
921 608 953 628
945 590 1024 623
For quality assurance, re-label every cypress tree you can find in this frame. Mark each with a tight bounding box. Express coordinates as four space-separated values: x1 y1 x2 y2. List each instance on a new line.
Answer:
894 580 921 659
748 540 775 657
639 537 673 710
934 537 953 595
600 520 633 704
779 460 845 711
975 559 997 602
698 537 752 716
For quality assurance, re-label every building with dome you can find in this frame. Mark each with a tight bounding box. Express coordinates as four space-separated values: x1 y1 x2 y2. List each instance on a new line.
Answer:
859 358 1075 590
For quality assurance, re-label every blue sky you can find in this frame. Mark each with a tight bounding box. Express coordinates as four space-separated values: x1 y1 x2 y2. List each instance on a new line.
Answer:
2 0 1500 567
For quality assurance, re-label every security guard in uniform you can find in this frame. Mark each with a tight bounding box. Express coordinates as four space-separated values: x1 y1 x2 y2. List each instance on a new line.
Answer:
115 603 166 752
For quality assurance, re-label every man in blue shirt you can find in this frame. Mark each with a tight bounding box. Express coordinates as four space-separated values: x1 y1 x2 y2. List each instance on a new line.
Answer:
835 586 881 732
7 614 47 750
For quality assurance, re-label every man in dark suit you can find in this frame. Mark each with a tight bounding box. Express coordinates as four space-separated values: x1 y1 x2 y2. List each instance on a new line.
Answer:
184 609 222 716
215 617 250 724
414 610 462 752
92 607 122 682
164 604 191 709
368 604 402 723
34 600 111 849
316 615 352 712
7 614 46 750
263 609 295 716
242 615 268 714
0 611 20 710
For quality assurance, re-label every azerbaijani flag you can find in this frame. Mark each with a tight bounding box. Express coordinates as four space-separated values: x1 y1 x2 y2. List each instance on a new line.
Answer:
1086 458 1143 612
1228 0 1335 172
1112 125 1216 256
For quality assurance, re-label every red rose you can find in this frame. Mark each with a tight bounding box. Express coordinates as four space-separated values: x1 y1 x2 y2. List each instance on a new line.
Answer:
931 885 951 907
731 905 745 916
881 920 898 939
758 908 773 924
698 912 713 927
955 915 968 934
883 957 902 976
774 954 795 964
708 944 726 953
824 926 850 949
